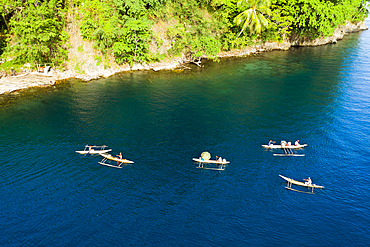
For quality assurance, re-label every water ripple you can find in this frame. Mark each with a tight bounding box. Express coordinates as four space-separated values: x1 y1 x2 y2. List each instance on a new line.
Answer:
1 27 370 246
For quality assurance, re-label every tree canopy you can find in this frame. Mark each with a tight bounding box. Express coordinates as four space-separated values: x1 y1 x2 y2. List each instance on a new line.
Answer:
1 0 68 65
234 0 272 36
0 0 368 68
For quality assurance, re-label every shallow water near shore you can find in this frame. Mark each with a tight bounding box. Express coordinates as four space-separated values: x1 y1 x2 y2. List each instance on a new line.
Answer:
1 23 370 246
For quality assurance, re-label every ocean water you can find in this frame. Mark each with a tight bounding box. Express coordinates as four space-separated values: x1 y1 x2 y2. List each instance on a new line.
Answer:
0 23 370 246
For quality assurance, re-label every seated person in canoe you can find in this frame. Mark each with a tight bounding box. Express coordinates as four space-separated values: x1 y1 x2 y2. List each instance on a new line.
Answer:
268 140 275 146
116 152 123 165
304 177 312 186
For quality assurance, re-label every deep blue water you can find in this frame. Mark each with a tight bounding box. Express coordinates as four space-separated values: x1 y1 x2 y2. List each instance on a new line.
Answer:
1 23 370 246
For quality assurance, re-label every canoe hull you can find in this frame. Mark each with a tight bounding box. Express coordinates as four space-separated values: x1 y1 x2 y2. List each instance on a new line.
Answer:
100 153 134 164
279 175 324 189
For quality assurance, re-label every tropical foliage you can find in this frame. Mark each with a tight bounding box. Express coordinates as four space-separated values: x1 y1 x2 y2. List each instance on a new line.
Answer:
234 0 272 36
112 17 153 66
0 0 368 69
1 0 68 65
76 0 156 65
271 0 369 39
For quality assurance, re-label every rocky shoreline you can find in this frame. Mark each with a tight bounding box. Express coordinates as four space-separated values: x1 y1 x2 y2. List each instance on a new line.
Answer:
0 21 367 95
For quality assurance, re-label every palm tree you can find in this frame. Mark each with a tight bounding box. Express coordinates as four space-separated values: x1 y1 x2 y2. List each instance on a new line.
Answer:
234 0 271 37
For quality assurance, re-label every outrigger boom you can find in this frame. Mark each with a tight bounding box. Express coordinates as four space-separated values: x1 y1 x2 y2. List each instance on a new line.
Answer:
196 162 225 171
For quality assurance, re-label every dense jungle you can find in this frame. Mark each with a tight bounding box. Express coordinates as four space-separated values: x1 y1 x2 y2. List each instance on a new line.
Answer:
0 0 368 72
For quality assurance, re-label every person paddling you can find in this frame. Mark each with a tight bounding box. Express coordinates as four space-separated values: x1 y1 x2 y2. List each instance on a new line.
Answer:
304 177 312 186
117 152 123 160
88 145 95 153
268 140 275 146
116 152 123 165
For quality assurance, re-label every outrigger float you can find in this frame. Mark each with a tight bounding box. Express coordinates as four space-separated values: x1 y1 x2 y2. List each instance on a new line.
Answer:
273 149 305 157
279 175 324 194
194 161 227 171
76 145 112 155
193 159 228 171
98 153 134 169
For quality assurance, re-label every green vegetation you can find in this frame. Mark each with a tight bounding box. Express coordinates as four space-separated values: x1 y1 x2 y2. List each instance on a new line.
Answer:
234 0 272 36
0 0 368 70
271 0 369 39
0 0 68 66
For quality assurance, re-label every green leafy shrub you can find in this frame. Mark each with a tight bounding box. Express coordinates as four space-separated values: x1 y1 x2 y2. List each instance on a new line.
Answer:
92 15 122 55
3 0 68 65
113 17 153 66
0 37 6 56
114 0 168 18
94 55 102 66
271 0 368 39
78 45 84 52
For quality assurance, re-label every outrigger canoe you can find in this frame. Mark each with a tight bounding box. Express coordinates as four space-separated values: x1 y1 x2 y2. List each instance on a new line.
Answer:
76 145 112 154
98 153 134 169
99 153 134 164
262 144 307 149
192 158 230 164
279 175 324 189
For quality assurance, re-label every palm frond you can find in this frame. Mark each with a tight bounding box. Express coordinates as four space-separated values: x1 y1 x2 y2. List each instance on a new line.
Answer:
234 0 271 37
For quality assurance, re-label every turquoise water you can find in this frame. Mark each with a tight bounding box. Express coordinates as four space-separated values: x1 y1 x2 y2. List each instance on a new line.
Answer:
1 24 370 246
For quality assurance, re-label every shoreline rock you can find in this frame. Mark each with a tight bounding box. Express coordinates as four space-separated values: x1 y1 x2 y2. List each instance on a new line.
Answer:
0 21 367 95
